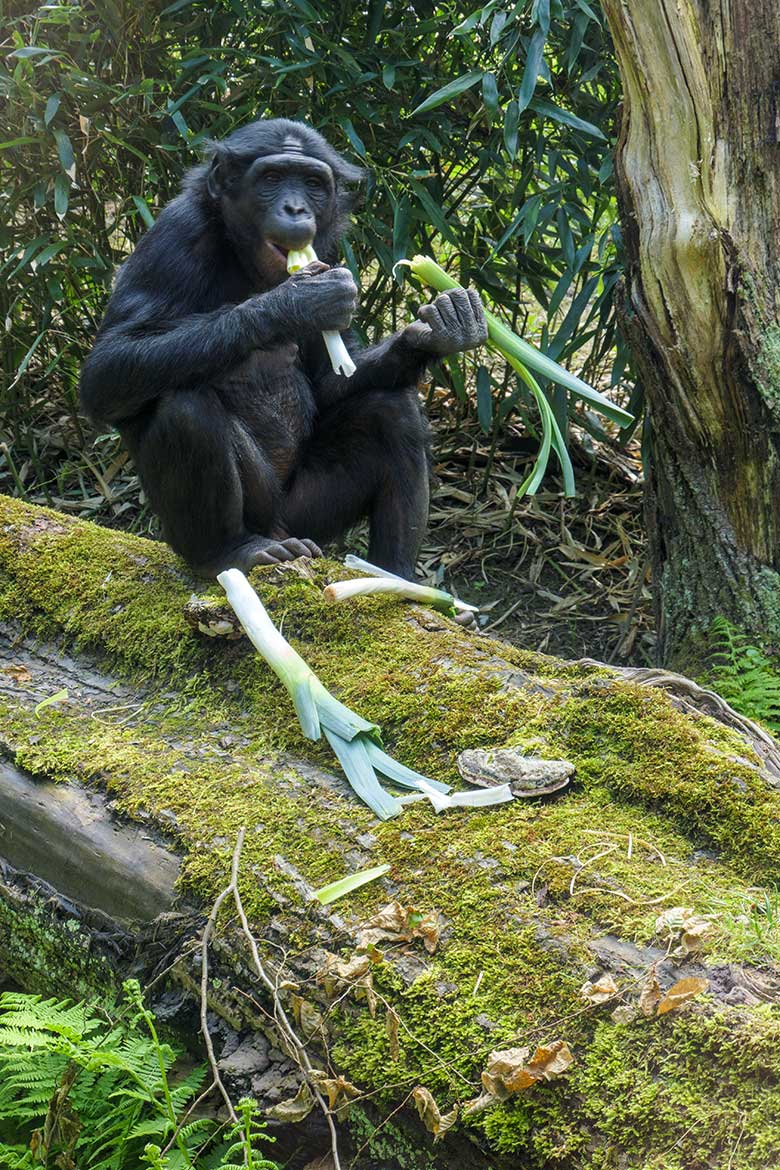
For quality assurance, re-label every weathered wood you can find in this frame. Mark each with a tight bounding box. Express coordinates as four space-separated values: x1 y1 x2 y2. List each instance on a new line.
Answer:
602 0 780 665
2 495 780 1169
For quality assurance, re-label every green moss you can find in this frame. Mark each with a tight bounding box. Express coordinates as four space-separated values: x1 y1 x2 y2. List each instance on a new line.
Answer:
753 323 780 412
3 495 780 1166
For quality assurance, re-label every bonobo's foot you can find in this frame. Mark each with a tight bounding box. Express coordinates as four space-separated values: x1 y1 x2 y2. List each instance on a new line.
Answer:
243 535 323 567
195 535 323 577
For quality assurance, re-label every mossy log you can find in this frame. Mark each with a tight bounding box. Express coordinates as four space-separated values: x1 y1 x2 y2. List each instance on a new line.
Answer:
2 495 780 1168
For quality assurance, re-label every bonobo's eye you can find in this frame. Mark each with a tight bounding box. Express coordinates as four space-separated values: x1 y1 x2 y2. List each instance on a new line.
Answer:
305 175 325 192
260 171 281 189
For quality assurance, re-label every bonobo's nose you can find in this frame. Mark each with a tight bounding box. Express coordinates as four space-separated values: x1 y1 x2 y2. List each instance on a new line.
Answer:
283 202 308 218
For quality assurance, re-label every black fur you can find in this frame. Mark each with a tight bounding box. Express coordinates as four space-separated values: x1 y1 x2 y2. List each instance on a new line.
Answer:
80 118 486 577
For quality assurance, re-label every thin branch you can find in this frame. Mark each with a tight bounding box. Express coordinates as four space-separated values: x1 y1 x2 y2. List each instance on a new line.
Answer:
229 834 343 1170
200 839 242 1128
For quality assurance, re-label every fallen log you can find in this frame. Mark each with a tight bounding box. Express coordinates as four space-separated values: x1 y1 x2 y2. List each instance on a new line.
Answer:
1 494 780 1169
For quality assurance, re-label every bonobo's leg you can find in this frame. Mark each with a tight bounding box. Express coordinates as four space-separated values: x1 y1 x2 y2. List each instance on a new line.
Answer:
127 389 319 576
281 388 430 578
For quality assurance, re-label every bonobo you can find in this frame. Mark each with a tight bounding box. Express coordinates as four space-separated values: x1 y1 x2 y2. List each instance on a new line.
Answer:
80 119 487 578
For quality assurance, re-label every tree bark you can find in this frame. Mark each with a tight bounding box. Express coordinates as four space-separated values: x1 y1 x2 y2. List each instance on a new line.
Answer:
602 0 780 667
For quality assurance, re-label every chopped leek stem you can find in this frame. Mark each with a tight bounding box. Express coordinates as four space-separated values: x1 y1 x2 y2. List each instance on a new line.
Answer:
287 245 356 377
340 556 478 614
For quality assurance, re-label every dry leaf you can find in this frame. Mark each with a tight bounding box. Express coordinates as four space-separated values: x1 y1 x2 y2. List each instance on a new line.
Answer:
611 1004 637 1024
291 995 326 1042
357 901 441 954
482 1041 574 1098
412 1086 458 1141
656 976 709 1016
317 951 377 1016
267 1081 315 1123
386 1007 400 1061
1 663 32 684
655 907 717 957
311 1072 360 1116
481 1046 530 1099
580 973 619 1005
638 969 663 1017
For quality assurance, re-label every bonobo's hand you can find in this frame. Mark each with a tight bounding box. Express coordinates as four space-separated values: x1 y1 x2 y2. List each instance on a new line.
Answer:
402 288 488 356
260 262 358 335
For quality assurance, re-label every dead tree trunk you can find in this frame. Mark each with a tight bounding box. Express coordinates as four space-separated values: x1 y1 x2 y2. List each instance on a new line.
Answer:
602 0 780 667
3 496 780 1169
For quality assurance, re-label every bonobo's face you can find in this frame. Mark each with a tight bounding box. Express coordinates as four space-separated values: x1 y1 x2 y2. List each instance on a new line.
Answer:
209 142 336 283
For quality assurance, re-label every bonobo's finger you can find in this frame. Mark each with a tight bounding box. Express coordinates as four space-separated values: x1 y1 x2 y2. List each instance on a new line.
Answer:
468 289 489 342
404 320 435 349
264 541 296 561
447 287 472 325
432 292 460 335
448 288 479 341
417 303 437 324
296 260 330 276
302 538 323 557
281 538 315 559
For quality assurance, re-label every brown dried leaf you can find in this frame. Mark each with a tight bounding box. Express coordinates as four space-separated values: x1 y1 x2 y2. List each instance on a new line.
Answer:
357 901 441 954
386 1007 400 1061
638 969 663 1017
655 907 717 956
412 1087 458 1141
267 1081 315 1123
611 1004 637 1024
580 973 619 1005
311 1073 361 1117
482 1041 574 1098
317 951 376 1015
656 976 709 1016
481 1046 531 1099
1 663 32 684
291 995 326 1042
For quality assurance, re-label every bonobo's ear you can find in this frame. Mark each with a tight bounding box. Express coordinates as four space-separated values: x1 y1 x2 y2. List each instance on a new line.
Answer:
205 144 243 200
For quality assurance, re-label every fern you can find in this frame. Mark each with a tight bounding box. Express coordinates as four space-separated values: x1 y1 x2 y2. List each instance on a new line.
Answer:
706 616 780 731
0 981 280 1170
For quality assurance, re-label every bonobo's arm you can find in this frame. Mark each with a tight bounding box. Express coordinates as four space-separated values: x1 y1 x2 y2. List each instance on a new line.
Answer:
80 265 360 426
312 287 488 407
80 295 275 424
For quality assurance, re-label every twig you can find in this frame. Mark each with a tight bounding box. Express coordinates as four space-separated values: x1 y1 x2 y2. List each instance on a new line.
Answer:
200 844 242 1128
229 832 344 1170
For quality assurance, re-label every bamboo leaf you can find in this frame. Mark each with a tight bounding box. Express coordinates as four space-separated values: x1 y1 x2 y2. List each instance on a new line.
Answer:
409 71 484 117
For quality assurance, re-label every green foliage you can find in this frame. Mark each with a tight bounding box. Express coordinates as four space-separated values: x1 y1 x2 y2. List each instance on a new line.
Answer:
0 0 622 523
705 616 780 731
0 979 279 1170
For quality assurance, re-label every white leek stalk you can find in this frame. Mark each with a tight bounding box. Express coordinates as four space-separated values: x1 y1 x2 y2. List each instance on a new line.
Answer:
217 568 453 819
399 783 514 814
287 246 356 377
324 575 478 617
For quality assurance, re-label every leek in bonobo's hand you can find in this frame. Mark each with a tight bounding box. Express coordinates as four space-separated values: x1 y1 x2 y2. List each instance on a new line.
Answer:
287 245 357 377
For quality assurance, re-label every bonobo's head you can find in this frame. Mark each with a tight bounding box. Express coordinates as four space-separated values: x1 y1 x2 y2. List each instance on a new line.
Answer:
201 118 364 284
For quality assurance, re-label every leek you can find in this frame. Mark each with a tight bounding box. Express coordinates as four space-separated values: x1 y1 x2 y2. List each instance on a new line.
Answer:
340 555 478 616
397 254 634 499
314 863 391 905
287 246 357 377
217 568 450 819
324 576 478 617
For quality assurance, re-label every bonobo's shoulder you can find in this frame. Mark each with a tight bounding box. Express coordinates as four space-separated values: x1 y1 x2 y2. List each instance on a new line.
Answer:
108 190 222 315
